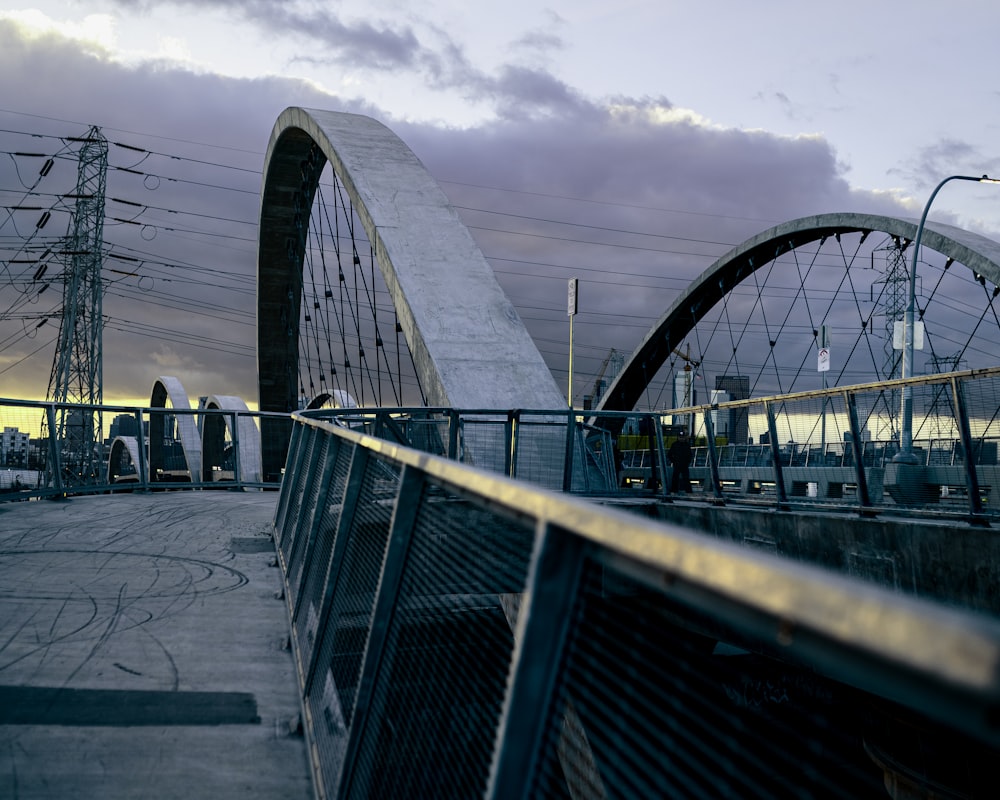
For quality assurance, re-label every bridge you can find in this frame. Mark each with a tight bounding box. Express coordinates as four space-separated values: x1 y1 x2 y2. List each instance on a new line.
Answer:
2 108 1000 798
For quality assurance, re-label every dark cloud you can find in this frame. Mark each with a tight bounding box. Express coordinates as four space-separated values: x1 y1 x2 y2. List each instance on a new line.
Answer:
110 0 584 122
111 0 423 70
0 16 939 410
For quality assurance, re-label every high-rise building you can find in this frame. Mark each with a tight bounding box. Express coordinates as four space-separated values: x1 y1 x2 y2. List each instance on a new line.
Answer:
109 414 141 440
715 375 750 444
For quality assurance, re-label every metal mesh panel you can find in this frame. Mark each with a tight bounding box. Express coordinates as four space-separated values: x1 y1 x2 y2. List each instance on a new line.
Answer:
0 403 47 495
954 374 1000 507
285 432 332 602
513 419 568 490
308 456 400 793
399 414 451 456
529 560 889 799
278 425 316 564
347 497 536 800
459 418 508 474
293 437 355 666
764 394 860 506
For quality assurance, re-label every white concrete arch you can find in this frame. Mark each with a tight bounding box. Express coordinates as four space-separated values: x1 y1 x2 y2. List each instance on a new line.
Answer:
200 395 262 484
107 436 143 484
257 107 565 476
149 376 202 482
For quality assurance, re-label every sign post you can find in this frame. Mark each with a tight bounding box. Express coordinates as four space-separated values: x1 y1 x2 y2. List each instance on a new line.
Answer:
567 278 578 408
818 325 831 453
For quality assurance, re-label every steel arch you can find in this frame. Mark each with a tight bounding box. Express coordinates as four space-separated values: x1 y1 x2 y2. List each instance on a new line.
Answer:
597 212 1000 412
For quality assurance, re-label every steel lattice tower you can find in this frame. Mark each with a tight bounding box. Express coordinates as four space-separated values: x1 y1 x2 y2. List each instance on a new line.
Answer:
872 239 910 442
46 126 108 482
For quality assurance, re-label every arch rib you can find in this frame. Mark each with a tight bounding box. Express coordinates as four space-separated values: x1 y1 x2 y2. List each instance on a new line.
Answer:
149 376 201 482
257 107 564 476
201 395 262 484
598 213 1000 413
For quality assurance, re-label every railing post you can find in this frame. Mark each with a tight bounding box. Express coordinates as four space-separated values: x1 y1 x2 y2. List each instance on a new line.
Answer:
45 404 64 496
273 420 304 531
951 377 985 519
448 409 460 460
506 410 519 478
642 414 661 493
487 523 588 800
290 433 341 621
337 464 425 799
765 401 788 506
283 426 329 593
844 390 873 510
230 410 242 488
134 409 149 491
303 444 369 695
562 409 576 492
703 409 723 500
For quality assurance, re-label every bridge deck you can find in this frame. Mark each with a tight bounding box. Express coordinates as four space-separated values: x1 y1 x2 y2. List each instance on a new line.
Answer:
0 491 311 799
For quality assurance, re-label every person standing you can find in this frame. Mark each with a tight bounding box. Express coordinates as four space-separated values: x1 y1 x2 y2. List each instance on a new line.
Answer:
668 430 693 493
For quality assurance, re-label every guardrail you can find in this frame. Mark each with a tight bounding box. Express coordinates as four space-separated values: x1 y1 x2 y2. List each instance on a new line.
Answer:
276 408 1000 799
311 366 1000 521
0 397 286 499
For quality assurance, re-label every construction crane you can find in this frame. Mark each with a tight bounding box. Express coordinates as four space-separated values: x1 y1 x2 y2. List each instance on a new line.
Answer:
672 344 701 371
671 345 700 435
585 348 624 409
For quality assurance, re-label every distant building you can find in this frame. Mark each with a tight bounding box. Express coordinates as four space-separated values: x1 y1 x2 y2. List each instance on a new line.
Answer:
671 370 696 430
2 426 29 467
109 413 143 440
714 375 750 444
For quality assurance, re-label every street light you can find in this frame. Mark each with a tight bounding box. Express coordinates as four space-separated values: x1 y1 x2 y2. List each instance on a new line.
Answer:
894 173 1000 464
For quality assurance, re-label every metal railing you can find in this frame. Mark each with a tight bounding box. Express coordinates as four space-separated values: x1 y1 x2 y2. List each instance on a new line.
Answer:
0 397 287 500
309 366 1000 521
275 408 1000 799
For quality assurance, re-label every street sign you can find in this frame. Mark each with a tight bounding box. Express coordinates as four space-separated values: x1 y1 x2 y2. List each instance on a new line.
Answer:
567 278 578 316
893 320 925 350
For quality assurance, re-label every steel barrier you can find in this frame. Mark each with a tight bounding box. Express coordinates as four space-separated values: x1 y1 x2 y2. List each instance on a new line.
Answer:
310 366 1000 522
0 397 286 499
276 409 1000 799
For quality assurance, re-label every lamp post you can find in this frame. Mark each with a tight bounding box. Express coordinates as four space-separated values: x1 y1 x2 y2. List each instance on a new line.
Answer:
894 173 1000 464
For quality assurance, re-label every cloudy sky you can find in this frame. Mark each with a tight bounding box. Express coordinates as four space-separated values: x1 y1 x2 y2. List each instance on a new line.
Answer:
1 0 999 409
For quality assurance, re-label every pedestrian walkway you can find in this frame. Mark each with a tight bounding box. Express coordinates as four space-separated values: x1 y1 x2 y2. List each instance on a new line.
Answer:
0 491 311 799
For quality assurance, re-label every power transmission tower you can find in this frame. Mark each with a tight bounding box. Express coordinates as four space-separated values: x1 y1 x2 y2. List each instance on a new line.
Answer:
45 126 108 483
873 238 909 443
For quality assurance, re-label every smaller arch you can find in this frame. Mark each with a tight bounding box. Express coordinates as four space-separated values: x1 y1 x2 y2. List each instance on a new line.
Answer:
149 376 202 483
107 436 143 485
200 395 262 485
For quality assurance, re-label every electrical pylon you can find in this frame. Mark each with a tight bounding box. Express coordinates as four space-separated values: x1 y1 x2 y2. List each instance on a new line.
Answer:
45 126 108 483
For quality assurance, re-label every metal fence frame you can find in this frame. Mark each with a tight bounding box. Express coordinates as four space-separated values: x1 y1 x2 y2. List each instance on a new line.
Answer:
0 397 286 499
275 408 1000 799
307 366 1000 522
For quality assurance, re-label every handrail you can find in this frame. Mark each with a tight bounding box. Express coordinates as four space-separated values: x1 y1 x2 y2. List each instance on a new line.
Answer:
276 407 1000 799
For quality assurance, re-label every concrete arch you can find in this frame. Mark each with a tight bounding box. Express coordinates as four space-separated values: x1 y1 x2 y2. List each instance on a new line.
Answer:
107 436 142 484
149 376 201 482
200 395 262 484
257 107 564 476
597 212 1000 413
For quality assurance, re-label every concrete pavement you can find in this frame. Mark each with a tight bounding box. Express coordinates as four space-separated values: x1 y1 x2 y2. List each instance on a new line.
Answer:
0 490 311 799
